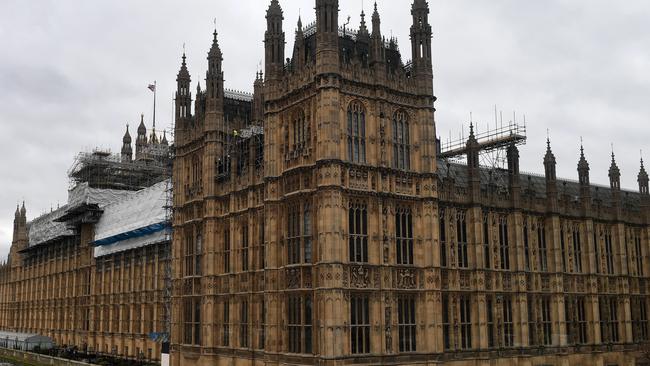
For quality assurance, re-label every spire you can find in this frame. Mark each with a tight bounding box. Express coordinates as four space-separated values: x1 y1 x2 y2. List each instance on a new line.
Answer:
577 141 591 207
208 30 223 61
121 124 133 162
358 9 370 39
177 52 190 80
161 131 169 146
20 201 26 218
609 148 621 191
123 124 132 144
544 137 557 181
137 114 147 135
267 0 282 16
176 50 192 123
136 114 149 160
14 204 19 219
639 155 649 195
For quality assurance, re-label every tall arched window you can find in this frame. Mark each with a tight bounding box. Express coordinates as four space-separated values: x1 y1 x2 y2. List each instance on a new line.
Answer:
289 109 309 155
393 110 410 170
347 102 366 163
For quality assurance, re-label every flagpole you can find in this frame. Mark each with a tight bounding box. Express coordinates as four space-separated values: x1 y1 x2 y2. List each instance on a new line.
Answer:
153 80 157 129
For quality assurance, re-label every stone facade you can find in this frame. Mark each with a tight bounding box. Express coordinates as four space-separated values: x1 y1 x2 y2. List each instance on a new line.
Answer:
0 122 171 362
171 0 650 365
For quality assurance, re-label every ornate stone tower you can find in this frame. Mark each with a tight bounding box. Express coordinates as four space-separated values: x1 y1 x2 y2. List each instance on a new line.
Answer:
135 114 148 160
121 125 133 162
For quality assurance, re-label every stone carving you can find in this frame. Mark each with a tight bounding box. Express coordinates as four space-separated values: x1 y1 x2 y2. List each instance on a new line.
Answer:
396 268 416 289
350 265 370 288
286 268 300 289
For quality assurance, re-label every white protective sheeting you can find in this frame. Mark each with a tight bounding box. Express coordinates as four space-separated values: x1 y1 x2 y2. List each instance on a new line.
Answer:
93 180 168 258
28 205 74 247
67 182 134 208
28 183 134 247
94 229 166 257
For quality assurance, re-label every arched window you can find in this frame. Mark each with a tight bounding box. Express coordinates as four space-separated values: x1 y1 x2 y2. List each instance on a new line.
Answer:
393 110 410 170
347 101 366 163
289 109 308 154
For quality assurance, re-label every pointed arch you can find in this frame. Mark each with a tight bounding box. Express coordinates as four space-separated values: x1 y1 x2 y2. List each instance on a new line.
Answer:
392 110 410 170
346 101 366 163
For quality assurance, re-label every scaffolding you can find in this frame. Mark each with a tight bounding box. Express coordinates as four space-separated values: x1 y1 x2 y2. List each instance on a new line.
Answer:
439 121 527 161
217 125 264 182
68 150 169 191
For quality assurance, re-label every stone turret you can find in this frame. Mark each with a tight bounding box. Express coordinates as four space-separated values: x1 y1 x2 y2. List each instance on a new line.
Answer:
121 125 132 162
543 138 558 212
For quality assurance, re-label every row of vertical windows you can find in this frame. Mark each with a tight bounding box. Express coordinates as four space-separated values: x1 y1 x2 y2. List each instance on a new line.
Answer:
605 229 615 275
523 219 530 271
346 103 413 170
440 208 469 268
572 226 582 273
499 216 510 270
457 212 468 268
393 110 410 170
288 203 312 264
565 296 588 344
537 222 548 271
599 296 619 343
528 295 552 346
396 208 414 265
398 297 416 352
291 110 308 152
347 102 366 164
349 202 368 263
632 297 649 342
183 226 202 277
182 297 201 346
632 230 644 277
350 296 370 354
288 295 313 354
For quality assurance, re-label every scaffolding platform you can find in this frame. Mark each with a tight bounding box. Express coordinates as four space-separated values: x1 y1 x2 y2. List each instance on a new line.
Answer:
439 122 527 160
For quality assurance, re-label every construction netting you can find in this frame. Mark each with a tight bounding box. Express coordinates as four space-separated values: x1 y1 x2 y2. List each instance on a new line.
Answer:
28 183 134 247
93 180 169 258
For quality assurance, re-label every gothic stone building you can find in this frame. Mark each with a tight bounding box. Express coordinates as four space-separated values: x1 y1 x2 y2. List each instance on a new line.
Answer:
0 121 171 362
172 1 650 366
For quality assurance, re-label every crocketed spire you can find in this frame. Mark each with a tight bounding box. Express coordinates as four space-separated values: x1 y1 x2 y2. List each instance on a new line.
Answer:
358 9 370 39
267 0 282 17
543 137 557 181
161 131 169 146
608 150 621 189
208 30 222 60
177 52 190 80
639 156 649 195
577 142 590 186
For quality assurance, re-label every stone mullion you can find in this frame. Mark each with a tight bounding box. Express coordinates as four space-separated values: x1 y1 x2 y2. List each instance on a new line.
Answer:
587 295 601 345
263 200 281 354
468 206 482 271
553 293 566 346
614 222 628 276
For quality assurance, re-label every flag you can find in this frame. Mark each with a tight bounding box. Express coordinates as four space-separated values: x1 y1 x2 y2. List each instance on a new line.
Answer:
148 84 156 92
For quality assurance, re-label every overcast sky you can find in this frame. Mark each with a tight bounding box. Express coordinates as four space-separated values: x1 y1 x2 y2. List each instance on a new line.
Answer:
0 0 648 259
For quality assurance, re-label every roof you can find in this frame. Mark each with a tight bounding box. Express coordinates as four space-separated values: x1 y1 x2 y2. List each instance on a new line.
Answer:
28 183 134 247
437 160 643 210
93 180 169 258
0 331 54 343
